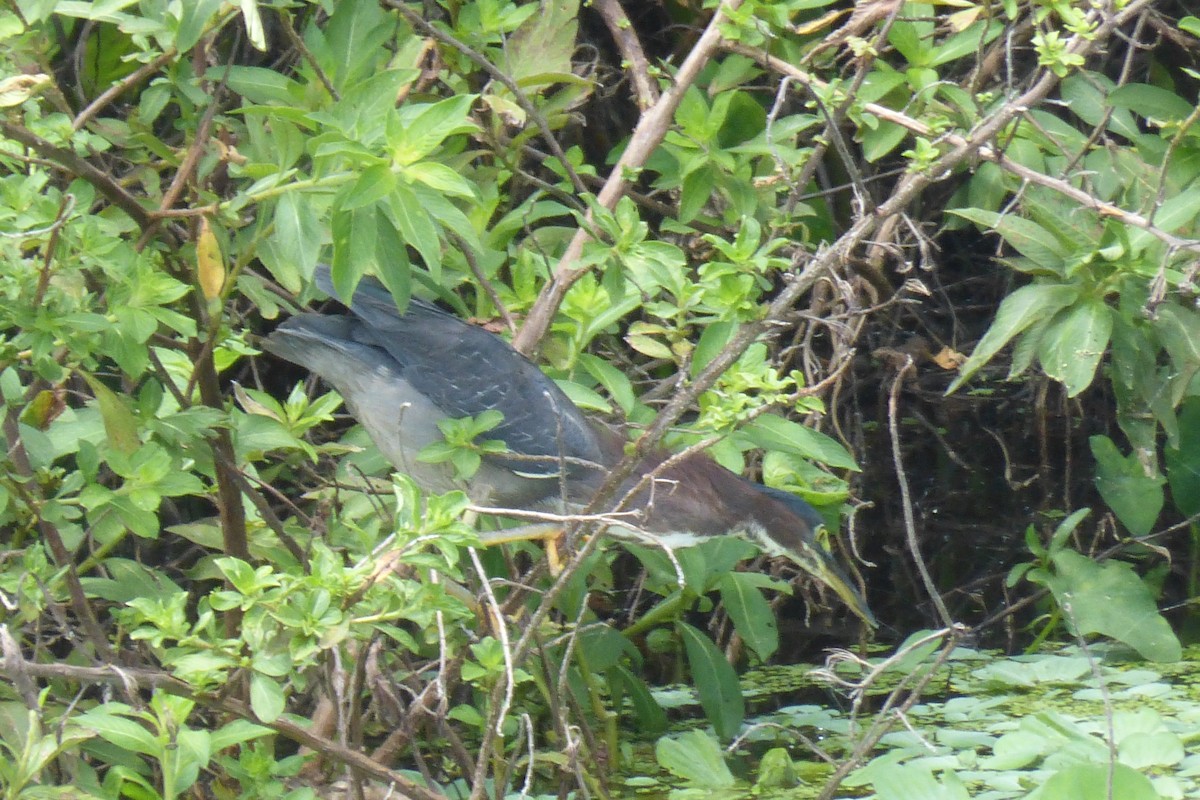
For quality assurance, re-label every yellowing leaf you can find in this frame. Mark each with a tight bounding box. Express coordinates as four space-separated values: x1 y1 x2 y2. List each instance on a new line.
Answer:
794 9 846 35
0 73 50 108
20 387 65 430
196 217 225 301
948 6 982 31
932 347 966 370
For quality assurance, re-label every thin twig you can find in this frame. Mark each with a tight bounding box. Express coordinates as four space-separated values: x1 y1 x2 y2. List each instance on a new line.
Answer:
72 49 178 131
512 0 747 355
592 0 659 110
0 644 447 800
887 356 953 626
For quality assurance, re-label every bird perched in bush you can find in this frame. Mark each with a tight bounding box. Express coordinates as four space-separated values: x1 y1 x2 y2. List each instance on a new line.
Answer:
264 266 874 627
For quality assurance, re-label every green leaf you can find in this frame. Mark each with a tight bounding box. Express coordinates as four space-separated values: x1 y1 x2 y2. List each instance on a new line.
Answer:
740 415 860 471
754 747 798 790
1061 72 1139 140
579 353 637 414
677 622 743 740
610 666 667 734
1037 299 1112 397
498 0 578 84
222 65 300 105
679 164 715 223
1040 762 1159 800
76 709 159 756
1128 186 1200 254
174 0 223 52
948 283 1079 393
862 120 908 162
654 729 736 787
949 208 1068 271
330 205 378 299
1166 397 1200 517
79 372 140 456
403 162 476 198
1090 435 1164 536
1108 83 1195 122
339 164 396 211
865 762 970 800
386 182 441 278
1119 730 1184 769
390 94 478 165
1153 304 1200 389
1042 549 1180 662
271 192 321 290
718 572 778 661
250 672 286 723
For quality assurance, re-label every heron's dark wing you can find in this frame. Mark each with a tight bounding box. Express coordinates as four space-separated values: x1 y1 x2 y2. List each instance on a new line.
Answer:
313 266 603 475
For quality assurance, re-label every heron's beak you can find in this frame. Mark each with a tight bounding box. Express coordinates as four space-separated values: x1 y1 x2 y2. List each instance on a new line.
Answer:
796 544 877 629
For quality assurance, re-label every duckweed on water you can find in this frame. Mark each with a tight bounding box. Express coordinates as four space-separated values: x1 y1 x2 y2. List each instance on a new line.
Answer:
613 643 1200 799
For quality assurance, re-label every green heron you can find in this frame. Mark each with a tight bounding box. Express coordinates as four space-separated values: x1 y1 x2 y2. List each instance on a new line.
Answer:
264 266 875 627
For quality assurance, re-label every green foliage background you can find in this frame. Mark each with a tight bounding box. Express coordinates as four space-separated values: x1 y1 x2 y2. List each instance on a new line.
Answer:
1 0 1199 798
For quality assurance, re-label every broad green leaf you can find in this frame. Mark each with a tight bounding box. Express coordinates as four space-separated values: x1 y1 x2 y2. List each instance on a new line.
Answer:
1108 83 1195 122
692 319 737 376
677 622 744 740
1039 762 1159 800
330 205 378 300
339 164 396 211
79 372 140 456
610 665 667 734
754 747 798 790
1043 549 1180 662
386 182 441 278
948 284 1079 393
654 729 736 787
929 19 1003 65
1128 186 1200 254
174 0 223 52
740 415 860 471
403 162 476 198
679 164 715 223
250 672 286 722
374 220 411 311
390 94 478 165
498 0 579 84
971 656 1090 687
1166 397 1200 517
221 66 300 105
1153 304 1200 389
718 572 778 661
324 0 393 87
576 624 637 672
1037 299 1112 397
579 353 637 413
1090 435 1164 536
860 761 970 800
949 208 1068 271
75 709 158 756
1061 72 1140 140
271 192 322 289
862 120 908 162
1119 731 1184 769
978 730 1046 770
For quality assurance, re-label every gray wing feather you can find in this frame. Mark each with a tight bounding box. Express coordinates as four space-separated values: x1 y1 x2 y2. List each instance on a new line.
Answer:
308 266 603 473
